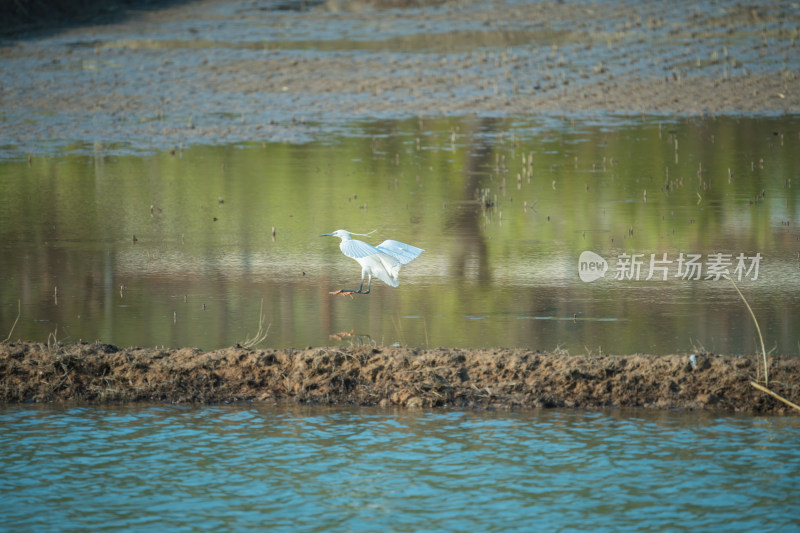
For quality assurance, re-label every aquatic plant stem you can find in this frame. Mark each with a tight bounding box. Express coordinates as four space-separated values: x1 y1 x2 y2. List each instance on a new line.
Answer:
730 279 767 387
240 299 270 349
2 300 20 343
750 381 800 413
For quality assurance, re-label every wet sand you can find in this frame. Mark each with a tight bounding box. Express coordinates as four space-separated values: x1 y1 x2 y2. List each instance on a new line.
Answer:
1 0 799 155
2 342 798 413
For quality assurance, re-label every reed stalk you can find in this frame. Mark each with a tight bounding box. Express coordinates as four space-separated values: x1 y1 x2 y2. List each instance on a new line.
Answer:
750 381 800 413
730 278 767 387
2 300 20 343
240 299 270 349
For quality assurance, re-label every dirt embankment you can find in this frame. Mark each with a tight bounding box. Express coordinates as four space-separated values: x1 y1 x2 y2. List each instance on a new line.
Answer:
2 342 798 414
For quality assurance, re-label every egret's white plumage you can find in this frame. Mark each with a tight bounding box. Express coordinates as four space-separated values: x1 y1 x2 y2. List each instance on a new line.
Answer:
321 229 424 293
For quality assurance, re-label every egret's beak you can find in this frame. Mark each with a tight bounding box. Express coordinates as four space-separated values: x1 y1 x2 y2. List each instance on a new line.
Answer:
320 233 334 237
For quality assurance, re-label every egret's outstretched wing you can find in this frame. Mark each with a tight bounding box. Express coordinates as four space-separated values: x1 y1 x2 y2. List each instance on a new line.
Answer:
373 254 401 286
375 240 425 265
339 238 380 259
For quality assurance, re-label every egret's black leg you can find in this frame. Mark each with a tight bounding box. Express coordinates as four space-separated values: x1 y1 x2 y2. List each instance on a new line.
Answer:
363 275 371 294
346 271 367 293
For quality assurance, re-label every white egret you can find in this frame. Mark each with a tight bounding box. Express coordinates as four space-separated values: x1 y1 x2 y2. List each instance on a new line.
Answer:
320 229 424 294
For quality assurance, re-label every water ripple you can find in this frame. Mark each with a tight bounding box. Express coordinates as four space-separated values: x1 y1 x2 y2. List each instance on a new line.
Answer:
1 406 799 531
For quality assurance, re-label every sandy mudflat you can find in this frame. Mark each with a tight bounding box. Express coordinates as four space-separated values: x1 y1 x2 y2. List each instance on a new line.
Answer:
1 0 798 154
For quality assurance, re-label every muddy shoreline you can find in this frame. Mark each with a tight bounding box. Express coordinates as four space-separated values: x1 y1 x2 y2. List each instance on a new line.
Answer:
2 341 798 414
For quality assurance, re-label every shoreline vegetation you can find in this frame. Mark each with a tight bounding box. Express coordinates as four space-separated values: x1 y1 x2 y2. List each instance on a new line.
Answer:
1 341 798 414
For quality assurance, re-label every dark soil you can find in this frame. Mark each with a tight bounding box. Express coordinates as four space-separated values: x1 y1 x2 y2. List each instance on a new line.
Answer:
0 0 194 38
2 341 798 414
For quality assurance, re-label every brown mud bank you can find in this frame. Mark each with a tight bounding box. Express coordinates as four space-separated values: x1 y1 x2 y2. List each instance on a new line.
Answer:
2 341 798 414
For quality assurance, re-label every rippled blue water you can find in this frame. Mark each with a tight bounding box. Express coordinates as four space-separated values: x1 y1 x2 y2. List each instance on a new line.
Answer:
1 406 798 532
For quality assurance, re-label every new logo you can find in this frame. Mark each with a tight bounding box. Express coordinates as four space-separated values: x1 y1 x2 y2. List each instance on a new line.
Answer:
578 251 608 282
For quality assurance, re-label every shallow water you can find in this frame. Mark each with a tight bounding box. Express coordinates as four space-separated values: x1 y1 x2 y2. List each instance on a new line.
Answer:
1 405 798 531
1 115 799 353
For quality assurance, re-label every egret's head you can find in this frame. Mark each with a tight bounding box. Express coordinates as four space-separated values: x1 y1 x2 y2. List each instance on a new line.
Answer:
320 229 351 240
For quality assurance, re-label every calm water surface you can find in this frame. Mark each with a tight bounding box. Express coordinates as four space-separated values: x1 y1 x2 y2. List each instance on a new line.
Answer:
1 115 799 353
1 405 798 532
